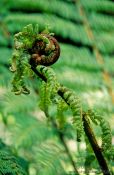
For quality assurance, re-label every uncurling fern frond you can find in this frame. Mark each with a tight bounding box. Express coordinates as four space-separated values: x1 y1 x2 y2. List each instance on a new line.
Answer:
4 12 114 54
9 24 113 175
36 65 60 118
36 65 84 141
36 65 83 141
37 65 59 92
59 86 84 141
10 24 60 95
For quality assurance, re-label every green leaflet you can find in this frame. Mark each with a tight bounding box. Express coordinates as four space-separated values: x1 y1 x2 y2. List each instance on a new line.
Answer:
10 24 48 95
36 65 59 95
39 81 52 113
87 110 112 154
36 65 84 141
59 86 84 141
56 98 68 130
10 24 39 95
36 65 60 117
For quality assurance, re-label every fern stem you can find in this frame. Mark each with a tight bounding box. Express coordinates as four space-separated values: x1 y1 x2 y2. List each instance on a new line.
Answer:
31 65 111 175
58 88 111 175
82 113 111 175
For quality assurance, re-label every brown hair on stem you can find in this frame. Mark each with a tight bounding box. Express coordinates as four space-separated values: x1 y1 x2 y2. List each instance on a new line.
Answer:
30 34 60 67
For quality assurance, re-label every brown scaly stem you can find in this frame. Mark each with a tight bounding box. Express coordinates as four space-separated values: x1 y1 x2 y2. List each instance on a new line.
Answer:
31 66 111 175
58 88 111 175
82 113 111 175
29 33 60 67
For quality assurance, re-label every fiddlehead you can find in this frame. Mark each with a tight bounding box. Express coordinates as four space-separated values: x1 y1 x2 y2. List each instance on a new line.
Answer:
30 33 60 67
10 24 60 95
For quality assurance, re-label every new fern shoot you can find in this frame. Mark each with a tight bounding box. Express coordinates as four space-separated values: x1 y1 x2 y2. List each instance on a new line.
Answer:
10 24 60 95
10 24 113 175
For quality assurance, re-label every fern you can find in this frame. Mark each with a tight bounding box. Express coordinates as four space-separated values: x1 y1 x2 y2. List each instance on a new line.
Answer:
36 65 59 95
1 90 37 114
59 86 83 141
90 12 114 32
4 12 114 55
87 110 112 154
39 81 51 112
0 151 27 175
1 1 114 174
4 13 90 45
2 45 114 76
7 0 81 23
10 113 52 149
33 140 67 175
81 0 114 14
56 98 68 130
